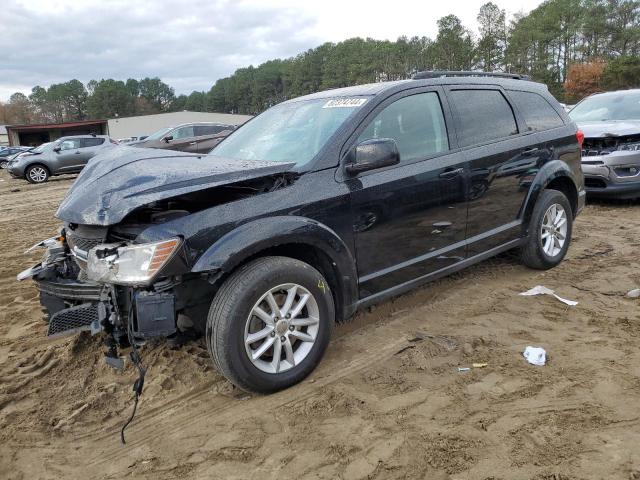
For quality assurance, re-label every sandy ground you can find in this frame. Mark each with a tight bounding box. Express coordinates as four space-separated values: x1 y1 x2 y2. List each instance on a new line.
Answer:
1 169 640 480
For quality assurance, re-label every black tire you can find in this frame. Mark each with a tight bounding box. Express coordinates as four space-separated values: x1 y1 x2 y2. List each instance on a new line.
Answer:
206 256 334 393
0 160 8 169
521 189 573 270
25 164 50 184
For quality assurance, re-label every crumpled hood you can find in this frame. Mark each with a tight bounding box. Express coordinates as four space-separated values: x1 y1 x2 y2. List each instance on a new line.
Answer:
577 120 640 138
56 145 295 226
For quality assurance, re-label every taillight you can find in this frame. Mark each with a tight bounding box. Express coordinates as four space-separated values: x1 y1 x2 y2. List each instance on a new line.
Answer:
576 129 584 149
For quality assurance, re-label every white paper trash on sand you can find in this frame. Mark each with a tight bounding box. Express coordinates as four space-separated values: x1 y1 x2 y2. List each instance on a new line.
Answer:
519 285 578 306
523 346 546 366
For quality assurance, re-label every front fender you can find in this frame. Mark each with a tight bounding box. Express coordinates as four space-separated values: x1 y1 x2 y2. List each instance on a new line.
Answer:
191 216 359 317
520 159 581 226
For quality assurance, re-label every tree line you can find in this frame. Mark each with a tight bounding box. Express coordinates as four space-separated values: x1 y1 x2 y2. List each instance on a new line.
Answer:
1 0 639 125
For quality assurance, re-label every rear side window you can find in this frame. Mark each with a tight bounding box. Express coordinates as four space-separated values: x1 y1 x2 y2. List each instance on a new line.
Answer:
508 90 564 131
81 138 105 147
195 125 227 136
358 92 449 163
449 90 518 147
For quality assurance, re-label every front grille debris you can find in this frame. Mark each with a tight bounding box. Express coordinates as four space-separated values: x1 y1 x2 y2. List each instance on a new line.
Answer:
47 303 98 337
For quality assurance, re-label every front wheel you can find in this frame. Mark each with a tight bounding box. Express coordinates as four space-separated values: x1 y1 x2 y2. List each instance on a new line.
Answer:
206 256 334 393
25 164 50 183
521 189 573 270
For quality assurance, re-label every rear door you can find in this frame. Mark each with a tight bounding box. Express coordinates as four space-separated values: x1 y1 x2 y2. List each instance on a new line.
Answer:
194 125 232 153
79 137 106 168
165 125 199 152
347 87 469 298
445 86 548 256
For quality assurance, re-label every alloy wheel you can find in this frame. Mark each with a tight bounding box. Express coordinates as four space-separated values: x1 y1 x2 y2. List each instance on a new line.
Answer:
244 283 320 374
28 167 48 183
540 203 567 257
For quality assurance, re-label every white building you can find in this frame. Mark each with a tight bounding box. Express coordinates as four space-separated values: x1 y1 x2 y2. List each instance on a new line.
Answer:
107 111 252 140
0 125 8 146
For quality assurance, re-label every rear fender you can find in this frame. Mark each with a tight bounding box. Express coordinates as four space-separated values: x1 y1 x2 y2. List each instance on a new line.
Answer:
520 160 580 231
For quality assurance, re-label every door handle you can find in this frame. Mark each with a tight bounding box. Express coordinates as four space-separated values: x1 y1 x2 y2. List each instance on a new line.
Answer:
439 167 464 179
189 141 197 145
75 151 81 154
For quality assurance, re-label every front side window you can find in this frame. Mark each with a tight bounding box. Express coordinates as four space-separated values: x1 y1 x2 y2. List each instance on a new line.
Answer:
357 92 449 163
509 90 564 131
172 126 195 139
449 90 518 147
569 91 640 122
212 97 368 167
59 139 81 151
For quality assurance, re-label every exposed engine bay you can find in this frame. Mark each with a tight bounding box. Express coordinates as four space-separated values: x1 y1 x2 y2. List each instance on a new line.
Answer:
20 171 297 344
582 133 640 157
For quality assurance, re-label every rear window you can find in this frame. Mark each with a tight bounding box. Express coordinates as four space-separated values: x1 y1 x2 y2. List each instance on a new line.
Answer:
449 89 518 147
81 138 105 147
508 90 564 131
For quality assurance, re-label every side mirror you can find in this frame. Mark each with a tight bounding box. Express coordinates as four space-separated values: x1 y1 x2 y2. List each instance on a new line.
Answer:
345 138 400 175
53 146 61 153
163 135 173 143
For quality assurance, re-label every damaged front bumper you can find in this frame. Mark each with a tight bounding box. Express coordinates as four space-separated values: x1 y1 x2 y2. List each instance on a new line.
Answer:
18 235 178 343
582 150 640 199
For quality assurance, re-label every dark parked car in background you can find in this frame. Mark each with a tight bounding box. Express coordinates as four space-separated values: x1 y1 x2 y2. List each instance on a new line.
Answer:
7 135 116 183
129 122 236 153
569 89 640 199
1 146 34 168
19 72 583 394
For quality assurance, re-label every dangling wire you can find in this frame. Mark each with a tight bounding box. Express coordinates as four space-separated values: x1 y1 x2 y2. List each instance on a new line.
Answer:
120 298 147 445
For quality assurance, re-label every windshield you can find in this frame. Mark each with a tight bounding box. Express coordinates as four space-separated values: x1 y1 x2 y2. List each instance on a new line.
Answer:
144 127 173 141
569 91 640 122
32 142 50 153
211 97 368 166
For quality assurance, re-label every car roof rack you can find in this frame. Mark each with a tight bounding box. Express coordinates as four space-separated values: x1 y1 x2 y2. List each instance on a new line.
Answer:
413 70 530 80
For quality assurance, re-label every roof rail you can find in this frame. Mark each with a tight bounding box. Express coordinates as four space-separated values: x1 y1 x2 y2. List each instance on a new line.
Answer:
413 70 530 80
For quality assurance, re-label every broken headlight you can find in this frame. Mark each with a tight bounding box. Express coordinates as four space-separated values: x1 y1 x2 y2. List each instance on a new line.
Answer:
86 238 181 285
618 142 640 152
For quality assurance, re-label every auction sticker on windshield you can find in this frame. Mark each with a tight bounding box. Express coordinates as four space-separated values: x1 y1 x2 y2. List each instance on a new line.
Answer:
323 98 367 108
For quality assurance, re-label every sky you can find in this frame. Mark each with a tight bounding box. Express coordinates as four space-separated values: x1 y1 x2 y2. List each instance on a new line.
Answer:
1 0 544 102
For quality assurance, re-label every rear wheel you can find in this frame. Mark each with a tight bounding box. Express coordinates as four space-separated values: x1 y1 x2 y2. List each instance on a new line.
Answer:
521 189 573 269
26 164 50 183
206 256 334 393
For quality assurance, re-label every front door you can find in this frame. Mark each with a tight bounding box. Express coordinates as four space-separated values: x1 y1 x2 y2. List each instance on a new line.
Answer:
166 125 199 153
55 138 83 172
348 89 469 299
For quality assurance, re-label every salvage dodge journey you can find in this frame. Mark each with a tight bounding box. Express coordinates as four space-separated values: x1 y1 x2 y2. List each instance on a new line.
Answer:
20 72 584 393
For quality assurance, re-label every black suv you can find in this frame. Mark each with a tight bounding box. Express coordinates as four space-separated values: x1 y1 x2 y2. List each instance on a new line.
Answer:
19 72 584 393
